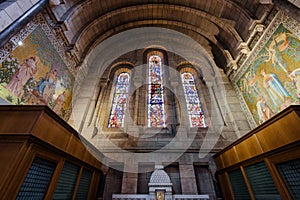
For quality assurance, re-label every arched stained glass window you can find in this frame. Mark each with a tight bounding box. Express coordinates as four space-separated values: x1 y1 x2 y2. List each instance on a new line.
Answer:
181 72 207 127
108 72 130 128
147 55 166 127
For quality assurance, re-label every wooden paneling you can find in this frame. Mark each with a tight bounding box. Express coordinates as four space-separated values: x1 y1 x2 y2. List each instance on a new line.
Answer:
33 111 72 151
66 135 87 161
0 141 26 193
214 105 300 200
221 147 240 168
214 105 300 168
256 112 300 153
217 172 234 200
235 134 263 163
0 110 40 133
0 105 103 199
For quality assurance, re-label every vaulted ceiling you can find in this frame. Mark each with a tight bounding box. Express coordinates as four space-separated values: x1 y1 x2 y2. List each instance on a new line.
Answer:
47 0 278 71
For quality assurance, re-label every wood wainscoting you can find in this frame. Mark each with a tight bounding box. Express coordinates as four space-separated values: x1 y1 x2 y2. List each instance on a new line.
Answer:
214 105 300 200
0 105 104 199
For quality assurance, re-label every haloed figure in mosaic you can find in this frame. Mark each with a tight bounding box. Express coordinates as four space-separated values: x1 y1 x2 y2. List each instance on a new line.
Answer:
260 69 290 109
35 68 58 103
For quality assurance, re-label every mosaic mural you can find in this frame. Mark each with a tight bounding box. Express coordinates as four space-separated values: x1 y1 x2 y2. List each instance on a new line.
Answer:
237 23 300 124
0 26 74 120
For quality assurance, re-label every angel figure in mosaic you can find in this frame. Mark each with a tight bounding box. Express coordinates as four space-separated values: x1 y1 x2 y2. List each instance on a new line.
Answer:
289 68 300 98
264 32 289 73
35 69 58 103
239 70 259 95
53 91 66 114
256 97 273 124
6 56 38 98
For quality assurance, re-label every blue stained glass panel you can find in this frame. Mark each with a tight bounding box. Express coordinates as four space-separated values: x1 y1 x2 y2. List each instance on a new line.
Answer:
108 72 130 128
149 71 162 84
116 84 129 93
113 94 128 104
118 73 130 83
187 104 202 115
148 55 166 127
184 86 197 94
148 104 165 127
149 84 163 94
150 93 163 104
182 73 196 84
181 72 207 127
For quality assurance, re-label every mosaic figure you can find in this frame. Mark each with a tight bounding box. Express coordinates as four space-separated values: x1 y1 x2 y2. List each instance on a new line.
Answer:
6 56 38 97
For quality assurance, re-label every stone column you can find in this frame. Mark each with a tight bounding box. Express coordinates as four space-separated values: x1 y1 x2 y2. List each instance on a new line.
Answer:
215 68 251 138
179 164 198 194
72 64 99 137
121 165 138 194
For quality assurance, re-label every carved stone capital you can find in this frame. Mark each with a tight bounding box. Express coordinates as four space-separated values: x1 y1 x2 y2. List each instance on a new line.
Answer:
238 42 250 55
259 0 273 4
227 60 238 71
255 24 265 32
49 0 64 6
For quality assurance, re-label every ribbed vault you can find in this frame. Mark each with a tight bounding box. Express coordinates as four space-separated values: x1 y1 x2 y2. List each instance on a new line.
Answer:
48 0 274 70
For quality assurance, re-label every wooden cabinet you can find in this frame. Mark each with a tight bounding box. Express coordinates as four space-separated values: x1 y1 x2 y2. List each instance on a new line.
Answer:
0 105 103 199
214 105 300 200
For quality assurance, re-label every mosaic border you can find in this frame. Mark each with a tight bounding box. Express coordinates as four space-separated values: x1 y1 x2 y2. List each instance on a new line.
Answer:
0 13 77 77
231 11 300 129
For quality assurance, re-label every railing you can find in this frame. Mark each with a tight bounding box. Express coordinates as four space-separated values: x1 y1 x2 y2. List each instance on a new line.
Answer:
112 194 210 200
112 194 149 200
173 194 210 200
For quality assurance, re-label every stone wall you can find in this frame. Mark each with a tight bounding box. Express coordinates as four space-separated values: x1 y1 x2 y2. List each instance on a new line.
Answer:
71 48 251 199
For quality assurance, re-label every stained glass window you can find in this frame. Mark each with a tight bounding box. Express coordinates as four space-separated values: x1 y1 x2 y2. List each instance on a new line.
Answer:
181 72 207 127
108 72 130 128
148 55 166 127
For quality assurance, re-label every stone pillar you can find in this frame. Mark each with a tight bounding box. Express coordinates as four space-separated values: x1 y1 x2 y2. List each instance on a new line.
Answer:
72 64 99 136
121 165 138 194
179 164 198 194
215 68 251 138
